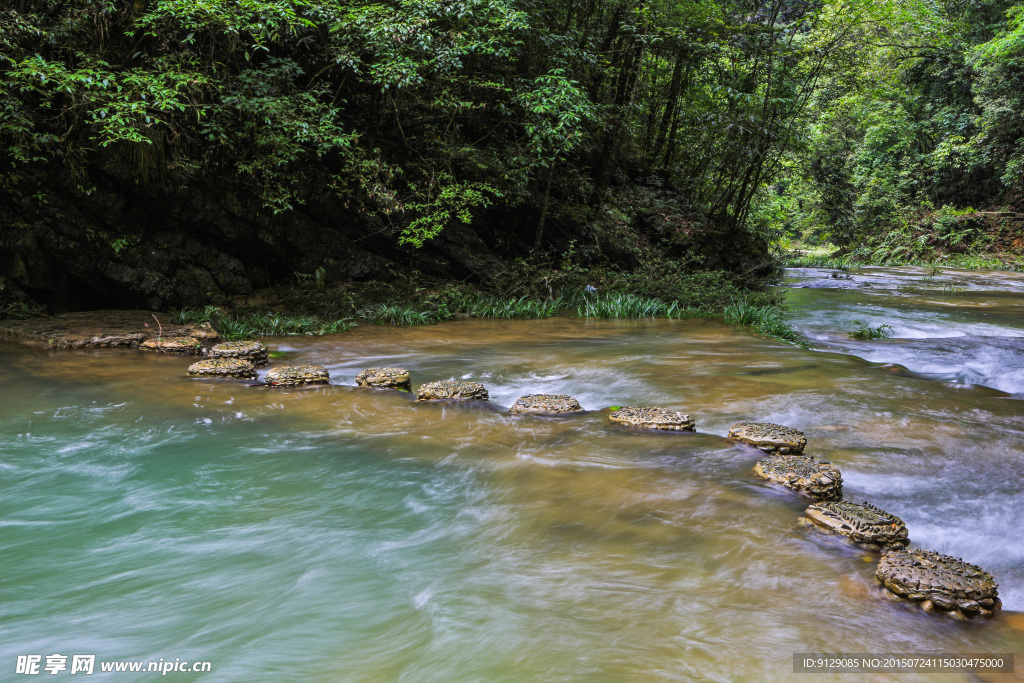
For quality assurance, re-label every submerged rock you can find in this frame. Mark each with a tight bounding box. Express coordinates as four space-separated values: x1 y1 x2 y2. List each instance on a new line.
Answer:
355 367 411 390
876 548 1000 618
265 365 330 387
753 454 842 500
416 380 489 401
728 421 806 454
510 394 584 414
140 336 203 355
208 340 268 366
187 358 257 379
805 501 908 550
608 407 695 431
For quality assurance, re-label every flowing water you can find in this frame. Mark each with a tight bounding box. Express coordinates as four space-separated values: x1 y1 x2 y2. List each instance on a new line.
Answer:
2 267 1023 681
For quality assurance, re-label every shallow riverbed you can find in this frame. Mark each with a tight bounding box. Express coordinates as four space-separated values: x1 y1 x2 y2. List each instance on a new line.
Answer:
2 267 1023 681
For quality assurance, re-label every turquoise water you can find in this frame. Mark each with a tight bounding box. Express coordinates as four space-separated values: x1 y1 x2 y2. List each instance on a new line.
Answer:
2 287 1024 681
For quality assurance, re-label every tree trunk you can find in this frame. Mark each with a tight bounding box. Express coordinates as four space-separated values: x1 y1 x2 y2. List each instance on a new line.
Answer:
533 163 557 252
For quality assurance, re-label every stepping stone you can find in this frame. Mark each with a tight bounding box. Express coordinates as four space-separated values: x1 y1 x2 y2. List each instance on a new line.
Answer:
140 336 203 354
510 394 583 414
754 454 842 500
207 340 268 366
804 500 908 551
728 421 806 454
608 407 695 431
265 365 330 387
187 358 257 379
876 548 1000 618
416 380 488 401
355 367 411 390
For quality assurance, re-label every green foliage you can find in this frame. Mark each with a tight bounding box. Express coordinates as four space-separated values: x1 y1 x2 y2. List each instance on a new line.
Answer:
110 235 136 254
848 321 894 340
0 300 46 319
400 177 499 248
0 0 904 257
783 255 851 269
575 293 693 319
723 300 808 348
359 303 437 326
171 305 222 325
466 295 563 319
170 306 354 338
295 267 328 291
760 0 1024 255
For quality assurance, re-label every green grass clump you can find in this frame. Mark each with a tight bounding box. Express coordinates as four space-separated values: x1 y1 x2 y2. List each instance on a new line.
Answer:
466 295 563 319
848 320 894 340
171 307 355 339
575 292 695 318
358 303 439 326
171 305 221 325
723 300 808 348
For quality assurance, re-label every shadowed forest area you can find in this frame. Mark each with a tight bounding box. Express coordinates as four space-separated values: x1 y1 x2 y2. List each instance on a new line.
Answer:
1 0 1022 315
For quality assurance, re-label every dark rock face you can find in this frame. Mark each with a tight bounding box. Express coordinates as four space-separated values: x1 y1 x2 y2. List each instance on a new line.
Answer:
0 163 513 312
805 501 909 550
753 455 842 501
1 165 764 313
876 549 1000 618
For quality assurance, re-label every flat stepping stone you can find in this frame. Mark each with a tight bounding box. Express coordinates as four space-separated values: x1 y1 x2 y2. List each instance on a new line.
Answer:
265 365 330 387
187 358 257 379
805 500 908 551
355 367 411 390
754 454 842 500
208 340 268 366
510 394 583 414
876 548 1000 618
608 407 694 431
416 380 488 401
728 421 806 454
140 336 203 354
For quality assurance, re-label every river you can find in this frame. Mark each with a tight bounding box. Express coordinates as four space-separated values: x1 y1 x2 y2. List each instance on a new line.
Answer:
2 266 1022 681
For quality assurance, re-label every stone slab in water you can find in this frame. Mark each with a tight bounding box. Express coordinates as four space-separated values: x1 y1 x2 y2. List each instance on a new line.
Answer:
876 548 1000 618
416 380 488 401
753 454 842 501
510 394 584 414
608 406 695 431
187 358 257 379
265 365 330 387
140 336 203 355
355 367 411 390
0 311 219 349
805 500 908 550
728 421 806 454
208 340 268 366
